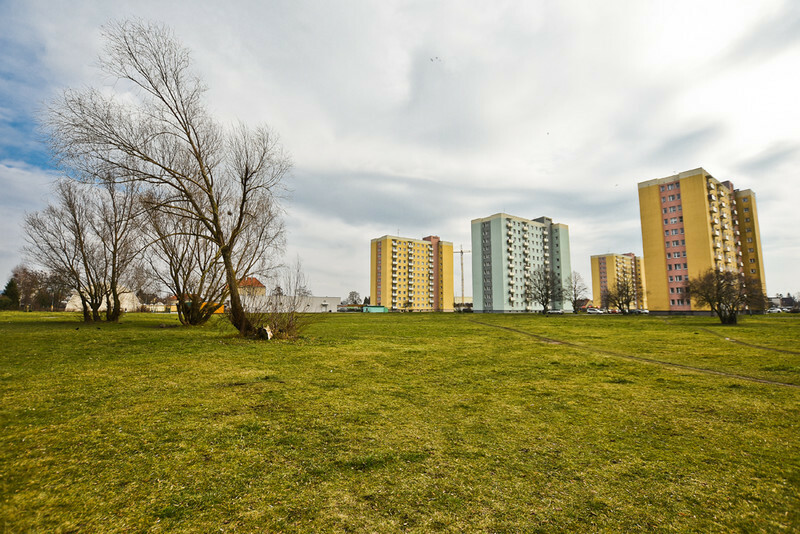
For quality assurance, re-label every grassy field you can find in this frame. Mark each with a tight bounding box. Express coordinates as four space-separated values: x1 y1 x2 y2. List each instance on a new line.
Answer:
1 311 798 532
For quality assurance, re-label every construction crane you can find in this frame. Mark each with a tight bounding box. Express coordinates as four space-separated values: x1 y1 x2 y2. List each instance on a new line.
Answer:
455 245 471 308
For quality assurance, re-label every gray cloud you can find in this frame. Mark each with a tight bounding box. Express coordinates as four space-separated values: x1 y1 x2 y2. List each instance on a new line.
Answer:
723 1 800 66
1 1 799 296
737 143 800 175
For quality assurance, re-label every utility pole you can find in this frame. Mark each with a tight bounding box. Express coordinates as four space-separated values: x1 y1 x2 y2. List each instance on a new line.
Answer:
456 245 471 308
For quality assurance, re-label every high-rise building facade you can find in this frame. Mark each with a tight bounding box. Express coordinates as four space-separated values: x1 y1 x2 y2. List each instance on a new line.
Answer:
370 235 454 312
471 213 571 312
638 167 766 312
590 253 647 309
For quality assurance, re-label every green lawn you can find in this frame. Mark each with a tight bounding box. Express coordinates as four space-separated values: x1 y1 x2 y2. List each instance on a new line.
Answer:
1 312 798 532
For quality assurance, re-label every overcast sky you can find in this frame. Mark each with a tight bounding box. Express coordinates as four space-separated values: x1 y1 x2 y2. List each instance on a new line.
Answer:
2 0 799 299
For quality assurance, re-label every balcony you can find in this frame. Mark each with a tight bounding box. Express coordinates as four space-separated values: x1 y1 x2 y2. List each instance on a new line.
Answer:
710 206 718 213
713 242 721 248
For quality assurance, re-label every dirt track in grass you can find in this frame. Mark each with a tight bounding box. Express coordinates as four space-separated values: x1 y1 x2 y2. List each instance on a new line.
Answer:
470 319 800 389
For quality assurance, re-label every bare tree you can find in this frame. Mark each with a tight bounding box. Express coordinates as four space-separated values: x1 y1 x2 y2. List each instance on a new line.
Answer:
45 20 290 336
93 180 142 321
604 271 637 314
563 271 588 313
343 291 361 305
242 259 313 339
24 181 107 321
525 268 564 314
141 200 228 326
686 269 767 324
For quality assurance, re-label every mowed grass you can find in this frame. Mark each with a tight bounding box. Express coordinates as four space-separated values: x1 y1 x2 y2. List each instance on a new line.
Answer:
1 312 798 532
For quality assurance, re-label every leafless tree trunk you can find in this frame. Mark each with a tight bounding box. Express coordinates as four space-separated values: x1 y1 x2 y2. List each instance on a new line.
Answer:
141 199 229 326
24 181 106 322
92 180 142 322
605 271 636 314
525 267 564 314
563 271 588 313
44 20 290 336
686 270 767 324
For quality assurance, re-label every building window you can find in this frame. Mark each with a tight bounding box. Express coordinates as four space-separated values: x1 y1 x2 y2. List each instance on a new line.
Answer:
744 207 750 213
666 253 671 258
662 208 667 214
750 269 756 273
749 258 755 263
669 276 674 282
665 230 670 236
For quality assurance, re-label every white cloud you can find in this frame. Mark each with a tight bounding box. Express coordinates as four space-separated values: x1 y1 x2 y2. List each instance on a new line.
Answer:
1 0 798 295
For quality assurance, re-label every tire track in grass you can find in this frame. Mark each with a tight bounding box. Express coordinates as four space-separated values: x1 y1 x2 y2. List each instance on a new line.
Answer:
469 319 800 389
697 327 800 355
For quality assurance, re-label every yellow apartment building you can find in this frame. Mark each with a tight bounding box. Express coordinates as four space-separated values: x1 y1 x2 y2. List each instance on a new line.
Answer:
590 253 647 310
638 168 766 312
370 235 454 312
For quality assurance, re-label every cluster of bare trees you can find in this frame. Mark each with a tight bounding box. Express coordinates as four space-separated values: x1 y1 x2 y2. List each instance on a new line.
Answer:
522 269 588 313
23 20 290 335
600 270 642 314
24 180 141 321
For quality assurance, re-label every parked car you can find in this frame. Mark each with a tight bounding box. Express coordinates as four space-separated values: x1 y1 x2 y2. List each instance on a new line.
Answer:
767 307 782 313
632 309 650 315
547 309 564 314
586 308 604 314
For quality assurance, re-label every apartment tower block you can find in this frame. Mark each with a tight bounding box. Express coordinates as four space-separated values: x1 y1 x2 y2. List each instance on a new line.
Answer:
471 213 571 312
638 168 766 312
590 253 647 310
370 235 454 311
